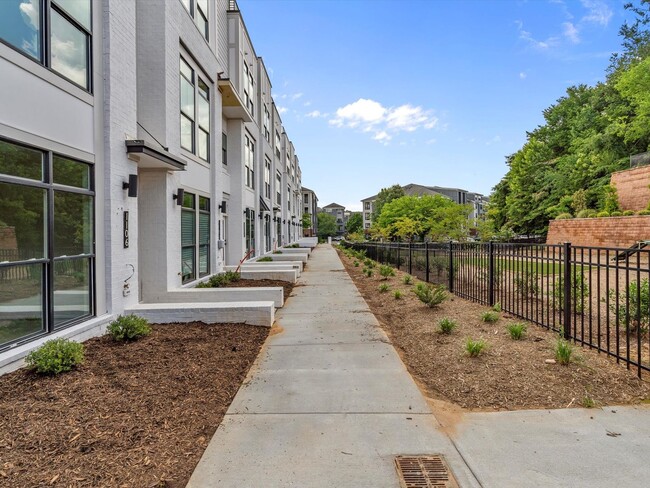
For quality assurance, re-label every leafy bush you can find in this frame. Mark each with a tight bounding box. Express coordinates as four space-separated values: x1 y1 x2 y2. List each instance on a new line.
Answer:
438 317 458 334
257 256 273 262
554 273 589 313
413 282 447 308
465 338 487 357
555 336 573 365
576 209 597 218
582 396 596 408
596 211 610 218
402 274 413 285
481 311 499 323
379 264 396 279
610 211 623 217
492 302 502 312
364 258 373 267
506 322 527 340
378 283 390 293
555 213 573 220
285 243 300 248
107 314 152 341
25 338 84 375
273 250 283 254
353 261 360 267
514 271 539 297
196 271 241 288
365 268 373 278
393 290 403 299
623 210 635 216
637 209 650 216
608 278 649 332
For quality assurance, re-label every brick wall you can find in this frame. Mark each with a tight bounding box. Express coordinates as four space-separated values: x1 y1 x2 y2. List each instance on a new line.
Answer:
546 216 650 248
610 166 650 212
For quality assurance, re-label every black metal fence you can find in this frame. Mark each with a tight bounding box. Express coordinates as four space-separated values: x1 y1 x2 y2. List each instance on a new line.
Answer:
342 241 650 377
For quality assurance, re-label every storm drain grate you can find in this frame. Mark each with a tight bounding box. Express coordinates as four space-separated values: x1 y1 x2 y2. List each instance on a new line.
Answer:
394 455 459 488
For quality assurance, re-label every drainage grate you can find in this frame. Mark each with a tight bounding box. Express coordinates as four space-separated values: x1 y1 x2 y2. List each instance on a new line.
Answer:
394 455 459 488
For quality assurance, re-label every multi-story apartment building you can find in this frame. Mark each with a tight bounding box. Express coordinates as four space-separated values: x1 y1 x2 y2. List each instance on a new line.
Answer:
301 187 319 237
321 203 348 235
361 183 487 229
0 0 303 363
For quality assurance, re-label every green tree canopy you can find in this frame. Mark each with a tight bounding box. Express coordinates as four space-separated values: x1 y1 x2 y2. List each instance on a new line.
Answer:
316 212 337 239
302 213 311 229
346 212 363 234
371 184 405 221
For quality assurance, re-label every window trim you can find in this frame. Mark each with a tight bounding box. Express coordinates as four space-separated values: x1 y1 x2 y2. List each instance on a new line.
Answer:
180 55 211 163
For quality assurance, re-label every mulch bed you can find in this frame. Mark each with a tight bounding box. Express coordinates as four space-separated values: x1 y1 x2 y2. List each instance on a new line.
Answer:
338 249 650 411
222 278 294 301
0 322 268 487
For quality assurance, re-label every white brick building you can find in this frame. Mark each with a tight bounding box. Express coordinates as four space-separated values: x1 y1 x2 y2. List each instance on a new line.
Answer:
0 0 303 365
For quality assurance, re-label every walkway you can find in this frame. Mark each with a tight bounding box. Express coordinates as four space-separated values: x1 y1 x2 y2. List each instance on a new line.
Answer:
187 244 481 487
188 244 650 488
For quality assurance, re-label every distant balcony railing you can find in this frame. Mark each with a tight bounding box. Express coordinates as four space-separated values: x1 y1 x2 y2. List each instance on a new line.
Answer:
228 0 240 12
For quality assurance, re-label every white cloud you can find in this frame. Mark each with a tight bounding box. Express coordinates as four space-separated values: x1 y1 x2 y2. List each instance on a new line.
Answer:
516 20 560 50
329 98 439 144
306 110 327 118
277 106 288 114
303 101 312 107
519 71 527 79
291 92 303 100
563 22 580 44
581 0 612 26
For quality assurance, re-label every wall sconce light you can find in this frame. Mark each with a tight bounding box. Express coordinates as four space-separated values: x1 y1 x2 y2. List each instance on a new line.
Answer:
172 188 184 205
283 219 286 224
218 200 227 213
123 174 138 198
258 212 263 220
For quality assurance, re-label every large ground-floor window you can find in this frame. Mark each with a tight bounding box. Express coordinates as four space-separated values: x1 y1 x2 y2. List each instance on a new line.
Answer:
0 137 95 350
181 192 210 283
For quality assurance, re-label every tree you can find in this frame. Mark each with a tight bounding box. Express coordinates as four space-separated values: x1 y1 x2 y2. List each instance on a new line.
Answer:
316 212 337 239
302 213 311 230
346 213 363 234
371 184 404 221
375 194 471 241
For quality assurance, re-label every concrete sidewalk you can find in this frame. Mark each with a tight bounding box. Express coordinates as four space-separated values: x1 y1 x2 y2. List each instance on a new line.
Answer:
187 244 650 488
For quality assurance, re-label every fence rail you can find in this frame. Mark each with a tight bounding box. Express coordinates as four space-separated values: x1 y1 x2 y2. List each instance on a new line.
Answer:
342 241 650 377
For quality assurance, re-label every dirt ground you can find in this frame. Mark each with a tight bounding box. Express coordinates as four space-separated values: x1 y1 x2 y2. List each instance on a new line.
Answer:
222 278 294 302
0 322 268 488
338 248 650 411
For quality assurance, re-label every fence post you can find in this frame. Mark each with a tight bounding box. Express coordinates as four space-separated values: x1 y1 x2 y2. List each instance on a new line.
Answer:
563 242 572 340
488 241 495 306
408 242 413 275
396 243 400 270
425 241 430 283
448 241 454 292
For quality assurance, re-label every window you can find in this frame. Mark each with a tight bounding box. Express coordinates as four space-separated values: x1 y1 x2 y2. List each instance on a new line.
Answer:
365 202 370 210
180 0 208 40
244 134 254 189
264 157 271 199
304 194 308 204
0 0 92 90
287 186 291 212
275 130 281 160
181 193 210 283
0 138 94 350
244 208 254 253
222 132 227 165
263 106 270 143
276 172 281 205
180 57 210 161
304 206 309 214
243 62 254 116
365 213 371 220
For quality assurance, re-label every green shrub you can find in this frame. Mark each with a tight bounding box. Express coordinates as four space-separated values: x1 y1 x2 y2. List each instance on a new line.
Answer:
608 278 650 332
596 211 610 218
365 269 373 278
555 336 573 365
492 302 502 312
285 243 300 248
582 396 596 408
393 290 403 299
107 314 152 341
555 213 573 220
196 271 241 288
273 250 283 254
610 211 623 217
481 311 499 323
623 210 635 216
465 338 487 357
506 322 527 340
25 338 84 375
379 264 396 280
514 271 539 297
554 273 589 313
438 317 458 334
353 261 360 267
364 258 373 267
413 283 447 308
637 209 650 216
402 274 413 285
378 283 390 293
257 256 273 262
576 209 597 218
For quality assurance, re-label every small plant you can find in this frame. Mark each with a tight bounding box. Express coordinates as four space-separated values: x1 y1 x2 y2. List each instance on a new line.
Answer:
623 210 635 216
257 256 273 262
364 258 373 267
555 335 573 365
610 210 623 216
576 209 597 218
637 209 650 216
492 302 501 312
596 211 610 218
465 338 487 357
555 213 573 220
438 317 458 334
273 250 283 254
402 275 413 285
554 273 589 313
608 278 649 332
353 261 359 267
378 283 390 293
379 264 396 280
582 396 596 408
481 311 499 323
413 282 447 308
514 270 539 297
506 322 527 340
25 338 84 375
107 314 152 341
365 269 374 278
393 290 403 299
285 243 300 248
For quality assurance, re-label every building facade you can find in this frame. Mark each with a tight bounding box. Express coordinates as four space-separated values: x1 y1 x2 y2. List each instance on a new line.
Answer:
0 0 303 361
321 203 348 235
301 186 319 237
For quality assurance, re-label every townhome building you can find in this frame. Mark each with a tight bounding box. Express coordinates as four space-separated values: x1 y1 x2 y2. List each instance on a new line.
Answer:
321 203 348 235
301 187 319 237
0 0 303 366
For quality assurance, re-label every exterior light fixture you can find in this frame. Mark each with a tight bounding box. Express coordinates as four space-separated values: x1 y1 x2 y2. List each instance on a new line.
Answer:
172 188 184 205
123 174 138 197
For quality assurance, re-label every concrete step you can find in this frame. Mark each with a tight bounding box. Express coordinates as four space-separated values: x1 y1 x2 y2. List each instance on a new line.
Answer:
240 269 297 283
125 301 275 327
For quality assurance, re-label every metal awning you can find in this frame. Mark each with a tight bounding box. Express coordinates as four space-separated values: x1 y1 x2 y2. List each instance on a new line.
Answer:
259 197 271 212
125 140 186 171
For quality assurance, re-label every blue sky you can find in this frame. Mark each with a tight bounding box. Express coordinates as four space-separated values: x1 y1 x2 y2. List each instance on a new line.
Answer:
238 0 633 211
